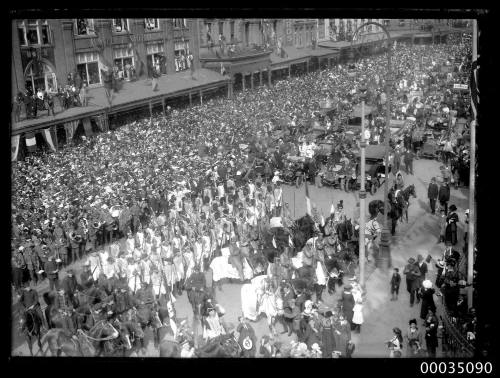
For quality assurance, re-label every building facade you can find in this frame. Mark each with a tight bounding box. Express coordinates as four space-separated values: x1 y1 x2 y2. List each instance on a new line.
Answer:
12 18 201 97
316 19 384 43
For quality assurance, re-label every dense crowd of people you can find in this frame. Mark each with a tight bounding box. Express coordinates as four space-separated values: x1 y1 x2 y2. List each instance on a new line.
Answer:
12 35 476 357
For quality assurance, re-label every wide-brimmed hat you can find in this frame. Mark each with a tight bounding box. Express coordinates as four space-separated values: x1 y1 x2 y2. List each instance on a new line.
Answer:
449 204 457 212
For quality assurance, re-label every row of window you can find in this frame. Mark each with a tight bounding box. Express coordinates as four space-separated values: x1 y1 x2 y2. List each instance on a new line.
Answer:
17 19 189 45
74 18 187 36
75 41 190 86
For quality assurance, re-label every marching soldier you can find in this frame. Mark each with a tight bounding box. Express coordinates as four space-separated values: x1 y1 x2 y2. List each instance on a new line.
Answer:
45 255 60 291
26 244 41 286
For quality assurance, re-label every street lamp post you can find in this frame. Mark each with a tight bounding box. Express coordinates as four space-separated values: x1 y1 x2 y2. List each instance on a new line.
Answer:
359 85 367 287
351 21 392 271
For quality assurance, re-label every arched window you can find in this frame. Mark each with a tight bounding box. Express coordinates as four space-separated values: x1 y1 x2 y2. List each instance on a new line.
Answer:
24 60 57 94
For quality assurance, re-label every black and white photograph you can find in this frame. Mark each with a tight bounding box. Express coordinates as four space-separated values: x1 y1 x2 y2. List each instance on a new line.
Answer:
9 10 492 361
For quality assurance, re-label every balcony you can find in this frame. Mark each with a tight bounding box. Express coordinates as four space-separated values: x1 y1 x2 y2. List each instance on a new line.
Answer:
200 42 273 62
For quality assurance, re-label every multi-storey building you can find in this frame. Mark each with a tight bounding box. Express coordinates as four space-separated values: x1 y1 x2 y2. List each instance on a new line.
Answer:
12 18 201 97
316 19 384 42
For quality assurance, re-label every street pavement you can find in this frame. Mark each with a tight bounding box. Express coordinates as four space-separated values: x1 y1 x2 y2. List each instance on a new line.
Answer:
11 156 470 357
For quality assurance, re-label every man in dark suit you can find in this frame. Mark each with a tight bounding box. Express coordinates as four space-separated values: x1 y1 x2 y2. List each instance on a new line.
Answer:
80 261 95 290
341 284 355 329
415 254 428 304
403 258 421 307
45 255 59 291
427 177 439 214
61 269 79 306
438 181 450 215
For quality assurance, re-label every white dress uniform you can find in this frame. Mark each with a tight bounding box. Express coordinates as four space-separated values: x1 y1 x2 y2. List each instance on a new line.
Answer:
126 236 136 255
109 242 120 259
127 263 140 292
139 259 151 285
144 242 152 257
103 259 116 279
88 253 102 281
98 250 109 269
151 269 166 296
135 231 144 249
173 253 185 282
183 251 195 280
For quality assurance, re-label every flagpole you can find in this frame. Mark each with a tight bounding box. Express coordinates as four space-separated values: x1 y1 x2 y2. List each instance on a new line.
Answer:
467 19 477 310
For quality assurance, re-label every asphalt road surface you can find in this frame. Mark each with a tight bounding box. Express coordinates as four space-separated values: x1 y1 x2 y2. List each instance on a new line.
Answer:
11 156 469 357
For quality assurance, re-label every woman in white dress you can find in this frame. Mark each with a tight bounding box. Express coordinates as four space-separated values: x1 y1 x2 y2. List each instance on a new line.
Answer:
125 232 135 255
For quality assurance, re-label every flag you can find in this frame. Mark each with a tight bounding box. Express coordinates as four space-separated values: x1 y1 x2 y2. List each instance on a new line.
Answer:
64 120 78 143
470 55 479 121
305 181 311 216
82 117 94 137
11 135 20 161
42 128 56 152
25 132 37 153
272 236 277 249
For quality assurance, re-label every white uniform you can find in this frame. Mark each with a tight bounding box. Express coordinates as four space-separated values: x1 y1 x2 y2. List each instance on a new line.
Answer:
126 237 136 254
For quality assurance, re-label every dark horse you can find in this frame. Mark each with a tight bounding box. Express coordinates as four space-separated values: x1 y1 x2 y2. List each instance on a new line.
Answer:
195 334 241 358
394 184 417 223
41 319 122 357
18 307 44 356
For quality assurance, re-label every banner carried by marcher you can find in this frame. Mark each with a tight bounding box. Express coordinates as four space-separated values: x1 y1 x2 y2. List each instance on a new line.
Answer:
11 135 20 161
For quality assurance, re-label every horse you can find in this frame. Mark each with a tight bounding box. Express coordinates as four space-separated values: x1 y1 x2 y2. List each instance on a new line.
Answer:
130 303 162 353
41 328 94 357
157 323 181 357
195 334 241 358
112 318 145 356
18 308 44 356
394 184 417 223
41 320 121 357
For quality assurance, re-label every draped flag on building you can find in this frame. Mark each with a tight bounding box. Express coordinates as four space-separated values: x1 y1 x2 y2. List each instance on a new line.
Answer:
470 53 479 121
64 120 78 143
42 128 56 152
11 135 20 161
25 132 37 153
82 117 93 137
305 180 311 216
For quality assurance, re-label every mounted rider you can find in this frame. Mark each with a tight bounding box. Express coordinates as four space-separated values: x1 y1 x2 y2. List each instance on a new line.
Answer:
19 281 48 329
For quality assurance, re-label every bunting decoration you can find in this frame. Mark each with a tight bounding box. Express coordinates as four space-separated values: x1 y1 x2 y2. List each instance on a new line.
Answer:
64 120 78 144
11 135 20 161
25 132 37 153
82 117 94 137
42 128 57 152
